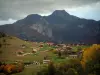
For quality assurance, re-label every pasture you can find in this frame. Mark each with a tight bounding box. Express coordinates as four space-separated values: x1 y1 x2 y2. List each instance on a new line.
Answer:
0 36 90 75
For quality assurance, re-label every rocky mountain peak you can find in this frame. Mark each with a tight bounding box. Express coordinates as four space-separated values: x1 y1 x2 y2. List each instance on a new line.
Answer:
0 10 99 43
25 14 41 19
51 10 69 17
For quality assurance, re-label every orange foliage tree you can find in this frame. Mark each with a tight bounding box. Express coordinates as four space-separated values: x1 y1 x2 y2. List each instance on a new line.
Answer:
0 62 24 75
3 64 16 74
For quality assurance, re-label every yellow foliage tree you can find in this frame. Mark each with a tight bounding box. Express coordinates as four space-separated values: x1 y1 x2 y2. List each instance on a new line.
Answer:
81 44 100 75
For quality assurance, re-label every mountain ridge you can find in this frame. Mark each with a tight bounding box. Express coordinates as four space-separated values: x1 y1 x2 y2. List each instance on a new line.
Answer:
0 10 100 44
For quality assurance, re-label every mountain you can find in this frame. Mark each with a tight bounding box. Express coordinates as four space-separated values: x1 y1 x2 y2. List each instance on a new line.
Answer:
0 10 100 44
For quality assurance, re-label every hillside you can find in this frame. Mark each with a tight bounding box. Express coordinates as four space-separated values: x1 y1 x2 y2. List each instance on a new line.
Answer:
0 10 100 44
1 33 98 75
0 34 56 75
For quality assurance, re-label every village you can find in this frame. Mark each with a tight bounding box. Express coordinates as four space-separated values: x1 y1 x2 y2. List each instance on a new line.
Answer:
15 42 86 66
0 35 97 75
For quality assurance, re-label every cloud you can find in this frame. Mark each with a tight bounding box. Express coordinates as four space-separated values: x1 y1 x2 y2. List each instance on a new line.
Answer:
0 0 100 20
0 18 17 25
66 2 100 20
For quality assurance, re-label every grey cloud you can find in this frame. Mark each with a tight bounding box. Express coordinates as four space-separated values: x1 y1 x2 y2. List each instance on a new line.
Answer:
0 18 17 25
0 0 100 20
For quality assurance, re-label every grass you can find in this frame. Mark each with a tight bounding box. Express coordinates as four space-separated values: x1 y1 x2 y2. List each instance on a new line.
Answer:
0 36 48 75
0 36 90 75
0 36 35 60
39 44 56 51
12 65 41 75
72 45 90 52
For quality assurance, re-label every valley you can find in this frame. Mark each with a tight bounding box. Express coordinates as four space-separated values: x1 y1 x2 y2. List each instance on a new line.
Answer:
0 34 91 75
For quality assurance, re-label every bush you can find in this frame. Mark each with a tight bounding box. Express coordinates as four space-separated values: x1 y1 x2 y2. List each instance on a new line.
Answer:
0 63 24 74
0 50 3 54
48 62 56 75
52 50 58 54
0 43 2 48
67 68 78 75
37 59 84 75
0 32 6 38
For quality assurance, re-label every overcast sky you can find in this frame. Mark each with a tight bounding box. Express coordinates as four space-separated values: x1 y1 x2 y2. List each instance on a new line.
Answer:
0 0 100 25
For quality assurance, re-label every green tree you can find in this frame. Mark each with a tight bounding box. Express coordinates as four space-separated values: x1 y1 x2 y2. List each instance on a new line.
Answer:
0 43 2 48
58 51 61 58
0 32 6 38
67 68 78 75
48 62 56 75
69 59 85 75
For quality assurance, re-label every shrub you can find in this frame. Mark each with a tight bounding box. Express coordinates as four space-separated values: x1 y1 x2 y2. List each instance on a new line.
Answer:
52 50 58 54
0 32 6 38
67 68 78 75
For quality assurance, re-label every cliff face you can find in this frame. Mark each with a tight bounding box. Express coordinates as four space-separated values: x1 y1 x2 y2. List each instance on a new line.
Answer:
30 18 53 38
0 10 100 43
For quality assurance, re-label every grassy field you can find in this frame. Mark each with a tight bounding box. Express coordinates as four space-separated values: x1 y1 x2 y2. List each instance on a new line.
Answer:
0 36 58 75
72 45 90 52
0 36 90 75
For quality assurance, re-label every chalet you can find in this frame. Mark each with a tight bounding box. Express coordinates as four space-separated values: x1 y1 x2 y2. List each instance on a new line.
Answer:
77 50 83 57
39 44 44 47
62 44 66 48
15 60 23 63
16 50 24 55
46 42 54 46
66 46 72 50
68 55 78 58
55 45 59 48
60 49 65 52
32 49 37 53
21 44 26 48
43 60 50 64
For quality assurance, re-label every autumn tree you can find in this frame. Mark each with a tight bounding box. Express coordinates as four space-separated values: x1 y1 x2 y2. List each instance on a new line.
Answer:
3 64 16 74
81 44 100 75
